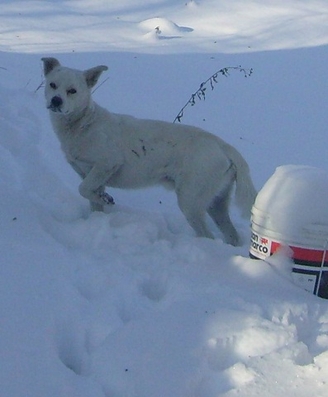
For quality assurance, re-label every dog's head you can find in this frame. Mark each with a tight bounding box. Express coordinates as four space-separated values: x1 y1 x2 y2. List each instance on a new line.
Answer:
42 57 108 115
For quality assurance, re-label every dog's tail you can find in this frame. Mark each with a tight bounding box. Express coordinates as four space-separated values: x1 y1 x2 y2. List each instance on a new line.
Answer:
224 143 257 218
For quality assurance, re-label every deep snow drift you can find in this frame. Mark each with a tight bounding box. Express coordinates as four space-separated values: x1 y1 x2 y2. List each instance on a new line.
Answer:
1 1 328 396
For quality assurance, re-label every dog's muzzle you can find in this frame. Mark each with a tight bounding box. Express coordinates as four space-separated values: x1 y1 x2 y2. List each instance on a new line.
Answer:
48 96 63 112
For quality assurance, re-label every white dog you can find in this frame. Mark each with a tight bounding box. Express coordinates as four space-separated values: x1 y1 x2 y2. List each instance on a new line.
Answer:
42 57 256 245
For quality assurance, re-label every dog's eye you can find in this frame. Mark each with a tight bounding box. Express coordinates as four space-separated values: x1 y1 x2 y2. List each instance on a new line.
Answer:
49 82 57 89
67 88 77 95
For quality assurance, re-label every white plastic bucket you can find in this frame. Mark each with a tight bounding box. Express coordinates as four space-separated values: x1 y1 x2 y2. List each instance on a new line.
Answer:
250 165 328 298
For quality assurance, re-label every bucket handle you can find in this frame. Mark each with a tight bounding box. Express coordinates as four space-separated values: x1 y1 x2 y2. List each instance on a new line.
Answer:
315 238 328 296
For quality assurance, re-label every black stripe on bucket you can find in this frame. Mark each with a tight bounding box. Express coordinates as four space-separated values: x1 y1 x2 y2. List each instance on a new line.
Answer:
292 267 328 298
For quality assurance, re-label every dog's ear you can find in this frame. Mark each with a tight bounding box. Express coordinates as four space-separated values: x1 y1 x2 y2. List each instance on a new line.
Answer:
42 57 61 76
84 65 108 88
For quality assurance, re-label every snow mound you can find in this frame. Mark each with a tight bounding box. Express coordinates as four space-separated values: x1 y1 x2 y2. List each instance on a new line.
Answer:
139 17 193 41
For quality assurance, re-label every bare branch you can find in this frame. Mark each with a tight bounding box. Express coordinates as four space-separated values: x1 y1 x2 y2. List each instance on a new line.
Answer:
173 66 253 123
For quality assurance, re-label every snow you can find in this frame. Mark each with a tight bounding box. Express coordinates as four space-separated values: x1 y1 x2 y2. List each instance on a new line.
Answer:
1 1 328 396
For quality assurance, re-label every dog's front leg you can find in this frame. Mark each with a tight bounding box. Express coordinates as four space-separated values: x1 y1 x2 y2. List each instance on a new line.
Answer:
89 186 113 212
78 163 118 209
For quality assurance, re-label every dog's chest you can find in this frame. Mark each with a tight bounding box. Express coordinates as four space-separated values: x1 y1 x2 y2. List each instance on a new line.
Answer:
56 127 93 168
62 137 94 178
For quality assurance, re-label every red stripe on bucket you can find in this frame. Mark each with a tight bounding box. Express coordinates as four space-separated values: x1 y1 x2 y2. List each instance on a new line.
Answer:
271 241 327 263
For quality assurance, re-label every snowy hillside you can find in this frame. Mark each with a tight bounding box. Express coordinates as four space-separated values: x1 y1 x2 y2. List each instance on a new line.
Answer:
1 1 328 396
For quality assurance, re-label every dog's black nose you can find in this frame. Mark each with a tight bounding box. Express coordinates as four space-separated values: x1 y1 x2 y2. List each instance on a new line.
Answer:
51 96 63 109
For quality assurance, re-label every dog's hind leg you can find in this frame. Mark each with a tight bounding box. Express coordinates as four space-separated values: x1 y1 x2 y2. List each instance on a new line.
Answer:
177 189 215 239
183 208 215 239
207 187 240 246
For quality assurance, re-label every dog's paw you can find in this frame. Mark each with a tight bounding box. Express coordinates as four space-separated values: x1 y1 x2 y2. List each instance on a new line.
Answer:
99 191 115 205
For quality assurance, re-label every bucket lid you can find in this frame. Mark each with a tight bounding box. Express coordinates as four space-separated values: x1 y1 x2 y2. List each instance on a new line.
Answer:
252 165 328 246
